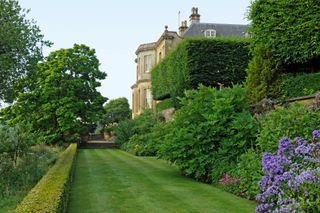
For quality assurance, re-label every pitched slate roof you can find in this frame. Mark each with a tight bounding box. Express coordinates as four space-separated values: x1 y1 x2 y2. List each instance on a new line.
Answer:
182 23 248 38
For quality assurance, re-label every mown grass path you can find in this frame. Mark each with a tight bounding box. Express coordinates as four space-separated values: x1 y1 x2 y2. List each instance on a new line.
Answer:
67 149 256 213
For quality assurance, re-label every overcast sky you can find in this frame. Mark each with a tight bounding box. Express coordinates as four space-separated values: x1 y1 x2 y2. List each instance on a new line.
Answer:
19 0 252 107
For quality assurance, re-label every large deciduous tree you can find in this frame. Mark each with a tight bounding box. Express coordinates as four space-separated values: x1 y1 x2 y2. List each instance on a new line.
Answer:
103 98 131 126
2 44 107 144
0 0 50 102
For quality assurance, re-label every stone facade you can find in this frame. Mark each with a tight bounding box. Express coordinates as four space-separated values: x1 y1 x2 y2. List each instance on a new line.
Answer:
131 27 181 118
131 7 248 118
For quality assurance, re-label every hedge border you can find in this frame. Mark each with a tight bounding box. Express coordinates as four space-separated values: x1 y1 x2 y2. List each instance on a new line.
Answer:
151 37 251 106
14 143 77 213
156 98 174 112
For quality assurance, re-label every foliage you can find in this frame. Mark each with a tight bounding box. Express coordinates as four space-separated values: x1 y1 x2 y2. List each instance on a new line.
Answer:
0 145 61 196
113 119 137 147
152 38 251 106
248 0 320 66
256 131 320 212
257 103 320 153
1 44 107 144
269 72 320 99
0 124 61 197
245 46 279 104
103 97 131 126
0 123 34 163
115 110 163 156
158 85 258 183
0 124 61 210
0 0 51 102
246 0 320 103
14 143 77 213
124 122 169 156
221 150 263 200
156 98 174 112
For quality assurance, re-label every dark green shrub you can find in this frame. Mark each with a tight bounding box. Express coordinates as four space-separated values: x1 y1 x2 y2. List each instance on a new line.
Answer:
14 143 77 213
245 46 279 104
246 0 320 103
257 103 320 153
152 38 251 106
158 85 258 183
248 0 320 66
113 119 137 147
269 72 320 99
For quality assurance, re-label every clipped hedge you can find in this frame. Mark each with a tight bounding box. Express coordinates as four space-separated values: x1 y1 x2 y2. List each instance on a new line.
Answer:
156 98 174 112
269 72 320 99
152 38 251 106
14 143 77 213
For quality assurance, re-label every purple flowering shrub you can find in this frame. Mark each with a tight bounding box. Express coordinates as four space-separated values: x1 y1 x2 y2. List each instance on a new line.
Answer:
256 130 320 212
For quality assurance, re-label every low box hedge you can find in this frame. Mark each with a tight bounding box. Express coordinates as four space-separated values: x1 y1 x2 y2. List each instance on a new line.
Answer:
14 143 77 213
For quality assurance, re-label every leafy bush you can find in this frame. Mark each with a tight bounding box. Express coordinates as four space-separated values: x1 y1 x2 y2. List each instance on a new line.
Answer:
156 98 174 112
114 110 163 155
124 122 170 156
158 85 258 183
221 150 263 200
269 72 320 99
257 103 320 153
0 123 34 162
113 119 137 147
152 38 251 106
256 131 320 212
14 143 77 213
0 145 61 198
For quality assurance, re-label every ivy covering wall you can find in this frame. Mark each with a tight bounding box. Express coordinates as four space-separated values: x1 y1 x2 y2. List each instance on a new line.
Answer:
151 38 251 106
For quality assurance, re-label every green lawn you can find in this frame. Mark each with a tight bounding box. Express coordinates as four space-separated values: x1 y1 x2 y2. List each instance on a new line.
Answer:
67 149 256 213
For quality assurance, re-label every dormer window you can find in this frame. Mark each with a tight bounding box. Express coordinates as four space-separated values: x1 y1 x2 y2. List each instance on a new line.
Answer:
204 29 216 38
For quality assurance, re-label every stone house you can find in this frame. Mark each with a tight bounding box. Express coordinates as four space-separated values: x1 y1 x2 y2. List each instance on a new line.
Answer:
131 7 248 118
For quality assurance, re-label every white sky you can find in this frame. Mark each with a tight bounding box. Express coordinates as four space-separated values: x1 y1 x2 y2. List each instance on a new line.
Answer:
19 0 252 107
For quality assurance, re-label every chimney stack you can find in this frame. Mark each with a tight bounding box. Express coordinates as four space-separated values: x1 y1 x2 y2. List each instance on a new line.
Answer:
189 7 200 25
179 20 188 36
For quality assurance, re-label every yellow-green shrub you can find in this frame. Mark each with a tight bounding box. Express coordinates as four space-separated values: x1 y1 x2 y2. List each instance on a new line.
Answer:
14 143 77 213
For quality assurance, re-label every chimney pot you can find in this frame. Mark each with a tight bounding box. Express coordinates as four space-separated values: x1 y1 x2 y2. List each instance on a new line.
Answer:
189 7 200 25
179 20 188 36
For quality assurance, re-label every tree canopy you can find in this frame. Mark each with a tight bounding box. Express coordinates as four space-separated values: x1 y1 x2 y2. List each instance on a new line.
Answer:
103 97 131 126
1 44 107 144
0 0 50 102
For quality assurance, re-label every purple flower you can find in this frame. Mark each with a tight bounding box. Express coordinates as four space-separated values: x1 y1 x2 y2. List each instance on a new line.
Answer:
257 130 320 212
312 130 320 141
278 137 293 156
262 153 284 175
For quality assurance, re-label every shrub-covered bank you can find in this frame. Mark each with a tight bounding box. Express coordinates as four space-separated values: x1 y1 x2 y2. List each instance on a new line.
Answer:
116 85 320 207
